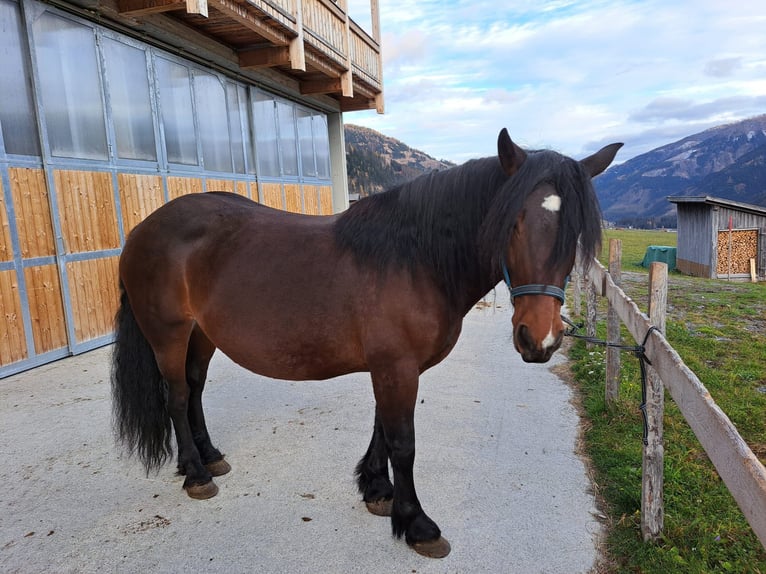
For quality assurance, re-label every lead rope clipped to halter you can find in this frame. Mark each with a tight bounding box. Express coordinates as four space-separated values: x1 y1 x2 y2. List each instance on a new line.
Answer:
562 315 660 446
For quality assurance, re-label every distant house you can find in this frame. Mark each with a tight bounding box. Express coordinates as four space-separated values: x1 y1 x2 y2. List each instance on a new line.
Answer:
668 196 766 280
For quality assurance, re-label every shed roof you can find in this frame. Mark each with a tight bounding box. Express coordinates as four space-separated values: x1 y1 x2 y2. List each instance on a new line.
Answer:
667 195 766 217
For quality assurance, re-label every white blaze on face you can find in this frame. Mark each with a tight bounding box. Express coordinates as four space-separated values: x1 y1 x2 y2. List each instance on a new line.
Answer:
542 194 561 212
541 329 557 350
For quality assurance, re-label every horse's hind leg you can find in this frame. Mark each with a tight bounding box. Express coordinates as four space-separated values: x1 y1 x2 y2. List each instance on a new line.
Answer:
356 408 393 516
152 325 217 499
185 326 231 477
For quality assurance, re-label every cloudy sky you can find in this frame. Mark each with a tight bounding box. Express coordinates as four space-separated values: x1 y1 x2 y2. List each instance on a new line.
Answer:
345 0 766 165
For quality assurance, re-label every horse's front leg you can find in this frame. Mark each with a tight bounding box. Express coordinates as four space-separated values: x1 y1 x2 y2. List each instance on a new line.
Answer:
370 359 451 558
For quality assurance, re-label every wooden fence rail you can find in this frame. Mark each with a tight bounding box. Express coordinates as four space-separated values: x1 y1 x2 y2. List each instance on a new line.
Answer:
577 245 766 548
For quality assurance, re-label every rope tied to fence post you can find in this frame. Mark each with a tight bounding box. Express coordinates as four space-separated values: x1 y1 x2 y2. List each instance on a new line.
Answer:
563 315 660 446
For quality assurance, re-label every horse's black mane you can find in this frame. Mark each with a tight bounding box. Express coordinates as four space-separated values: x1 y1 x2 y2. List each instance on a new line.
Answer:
333 149 601 306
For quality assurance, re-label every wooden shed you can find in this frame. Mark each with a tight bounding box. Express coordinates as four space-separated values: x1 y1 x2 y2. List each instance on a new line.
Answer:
668 196 766 280
0 0 383 376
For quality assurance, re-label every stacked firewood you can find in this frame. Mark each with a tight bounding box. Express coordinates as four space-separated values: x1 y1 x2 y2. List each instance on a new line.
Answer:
716 229 758 274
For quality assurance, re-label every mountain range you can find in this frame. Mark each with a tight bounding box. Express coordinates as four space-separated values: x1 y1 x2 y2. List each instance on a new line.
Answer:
344 124 454 197
594 114 766 227
344 115 766 228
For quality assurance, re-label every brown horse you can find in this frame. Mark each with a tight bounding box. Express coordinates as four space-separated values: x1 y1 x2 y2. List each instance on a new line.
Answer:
111 129 621 558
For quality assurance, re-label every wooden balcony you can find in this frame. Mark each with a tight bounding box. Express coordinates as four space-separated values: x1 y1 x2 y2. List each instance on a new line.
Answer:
116 0 384 112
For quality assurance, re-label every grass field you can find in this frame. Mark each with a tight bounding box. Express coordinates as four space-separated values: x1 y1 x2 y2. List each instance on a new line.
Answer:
568 229 766 573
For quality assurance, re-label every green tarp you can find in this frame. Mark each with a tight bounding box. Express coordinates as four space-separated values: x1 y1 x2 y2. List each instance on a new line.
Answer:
641 245 676 270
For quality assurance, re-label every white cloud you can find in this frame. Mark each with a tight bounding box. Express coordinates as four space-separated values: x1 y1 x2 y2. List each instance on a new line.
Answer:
346 0 766 164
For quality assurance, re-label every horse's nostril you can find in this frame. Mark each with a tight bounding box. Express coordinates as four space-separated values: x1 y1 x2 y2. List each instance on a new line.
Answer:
516 324 535 350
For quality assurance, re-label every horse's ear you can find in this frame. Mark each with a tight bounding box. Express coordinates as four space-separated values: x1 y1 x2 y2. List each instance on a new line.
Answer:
497 128 527 176
580 143 623 177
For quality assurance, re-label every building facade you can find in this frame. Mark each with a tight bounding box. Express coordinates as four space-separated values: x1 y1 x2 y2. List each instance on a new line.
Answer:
0 0 383 376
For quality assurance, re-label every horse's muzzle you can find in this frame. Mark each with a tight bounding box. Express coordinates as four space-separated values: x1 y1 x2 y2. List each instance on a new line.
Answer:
513 324 563 363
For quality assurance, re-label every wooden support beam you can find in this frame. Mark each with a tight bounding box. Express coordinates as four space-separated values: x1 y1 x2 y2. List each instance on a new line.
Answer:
340 70 353 98
208 0 291 46
370 0 380 43
239 47 291 69
118 0 185 17
119 0 205 16
304 50 343 79
300 79 342 95
288 0 306 71
339 98 377 112
338 0 354 99
185 0 207 17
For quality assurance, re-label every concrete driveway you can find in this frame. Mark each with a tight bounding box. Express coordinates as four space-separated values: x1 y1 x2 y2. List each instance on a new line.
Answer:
0 295 601 573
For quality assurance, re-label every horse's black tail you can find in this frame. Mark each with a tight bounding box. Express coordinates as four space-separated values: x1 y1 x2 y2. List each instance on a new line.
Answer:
111 284 173 474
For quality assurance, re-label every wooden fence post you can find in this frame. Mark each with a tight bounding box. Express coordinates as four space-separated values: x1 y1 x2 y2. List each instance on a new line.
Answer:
585 272 598 349
572 248 582 317
605 239 622 405
641 261 668 541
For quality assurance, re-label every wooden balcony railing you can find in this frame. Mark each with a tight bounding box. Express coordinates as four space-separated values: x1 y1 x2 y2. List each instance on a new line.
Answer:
117 0 384 112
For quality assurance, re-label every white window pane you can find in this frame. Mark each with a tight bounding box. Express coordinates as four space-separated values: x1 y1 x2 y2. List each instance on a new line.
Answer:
0 0 40 156
314 114 330 179
34 12 107 160
156 58 197 165
103 38 156 161
277 101 297 176
253 91 278 177
194 73 231 172
297 109 315 177
226 82 245 174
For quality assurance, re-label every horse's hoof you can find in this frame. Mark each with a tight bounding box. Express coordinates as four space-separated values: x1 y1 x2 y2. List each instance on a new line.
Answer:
365 498 392 517
411 536 451 558
185 480 219 500
206 458 231 477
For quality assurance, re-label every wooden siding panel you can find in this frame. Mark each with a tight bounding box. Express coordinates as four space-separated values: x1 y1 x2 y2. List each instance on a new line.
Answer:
285 184 301 213
66 256 120 344
118 173 164 236
235 181 249 198
319 185 333 215
9 168 55 258
676 204 712 272
55 170 119 253
24 265 67 354
677 258 710 278
167 176 203 200
0 269 27 365
303 185 319 215
206 178 234 193
261 183 283 209
715 206 766 231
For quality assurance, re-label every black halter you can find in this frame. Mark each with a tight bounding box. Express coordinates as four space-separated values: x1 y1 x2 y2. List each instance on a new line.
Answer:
501 259 567 305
